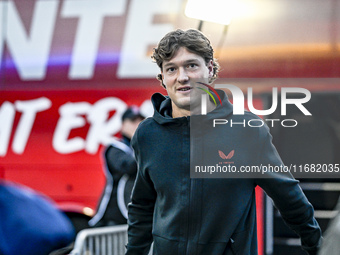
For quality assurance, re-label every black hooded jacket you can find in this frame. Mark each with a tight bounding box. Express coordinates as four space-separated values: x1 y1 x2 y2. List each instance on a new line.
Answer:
126 90 321 255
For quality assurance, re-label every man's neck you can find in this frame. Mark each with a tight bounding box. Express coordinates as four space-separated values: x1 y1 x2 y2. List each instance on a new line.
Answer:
171 101 216 118
172 106 190 118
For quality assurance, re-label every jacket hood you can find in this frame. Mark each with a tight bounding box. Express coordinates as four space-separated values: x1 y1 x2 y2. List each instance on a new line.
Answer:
151 89 234 125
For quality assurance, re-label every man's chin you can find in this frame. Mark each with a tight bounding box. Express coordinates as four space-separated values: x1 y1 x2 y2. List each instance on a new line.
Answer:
173 94 202 111
173 99 190 111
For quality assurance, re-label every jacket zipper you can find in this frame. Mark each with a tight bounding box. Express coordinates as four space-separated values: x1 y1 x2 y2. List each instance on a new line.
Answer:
186 178 199 255
184 116 197 255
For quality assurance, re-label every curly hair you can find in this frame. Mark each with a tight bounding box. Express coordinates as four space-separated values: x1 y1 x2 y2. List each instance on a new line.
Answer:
152 29 220 87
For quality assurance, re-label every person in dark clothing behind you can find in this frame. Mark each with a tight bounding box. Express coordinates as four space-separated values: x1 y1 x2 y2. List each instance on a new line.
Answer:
125 29 322 255
89 106 145 227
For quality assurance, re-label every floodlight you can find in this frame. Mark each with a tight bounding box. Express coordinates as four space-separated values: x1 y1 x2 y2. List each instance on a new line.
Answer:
185 0 235 26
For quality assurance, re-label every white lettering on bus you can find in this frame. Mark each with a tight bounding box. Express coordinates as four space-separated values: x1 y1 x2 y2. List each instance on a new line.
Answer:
53 97 126 154
86 97 126 154
61 0 126 79
117 0 180 78
0 97 51 156
13 98 52 154
0 97 148 156
0 0 58 79
0 102 16 156
0 0 179 80
53 102 91 154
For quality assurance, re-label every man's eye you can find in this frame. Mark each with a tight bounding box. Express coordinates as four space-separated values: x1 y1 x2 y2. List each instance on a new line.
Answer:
167 67 175 72
188 64 197 68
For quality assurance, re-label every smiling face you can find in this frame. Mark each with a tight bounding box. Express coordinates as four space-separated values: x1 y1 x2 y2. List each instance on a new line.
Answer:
162 47 214 118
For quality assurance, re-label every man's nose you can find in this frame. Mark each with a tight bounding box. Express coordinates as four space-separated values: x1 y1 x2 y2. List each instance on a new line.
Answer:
177 68 189 84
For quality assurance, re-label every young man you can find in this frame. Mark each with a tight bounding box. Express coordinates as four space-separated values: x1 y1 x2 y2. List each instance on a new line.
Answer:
126 29 322 255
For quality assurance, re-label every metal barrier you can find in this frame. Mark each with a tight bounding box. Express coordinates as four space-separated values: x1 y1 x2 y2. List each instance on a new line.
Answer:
69 225 153 255
70 225 128 255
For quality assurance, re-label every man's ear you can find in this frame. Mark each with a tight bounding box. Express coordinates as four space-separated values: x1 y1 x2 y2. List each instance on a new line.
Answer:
208 60 214 77
157 73 166 89
207 60 214 83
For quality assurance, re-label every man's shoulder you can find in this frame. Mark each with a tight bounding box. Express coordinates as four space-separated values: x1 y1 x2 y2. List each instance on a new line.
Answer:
136 117 158 133
133 117 160 142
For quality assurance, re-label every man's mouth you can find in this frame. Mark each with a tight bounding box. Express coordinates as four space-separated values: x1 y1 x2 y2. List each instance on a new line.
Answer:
177 86 192 92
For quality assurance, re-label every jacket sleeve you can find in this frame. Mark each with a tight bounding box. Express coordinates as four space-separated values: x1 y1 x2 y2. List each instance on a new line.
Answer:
105 145 137 177
255 126 322 255
125 129 157 255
